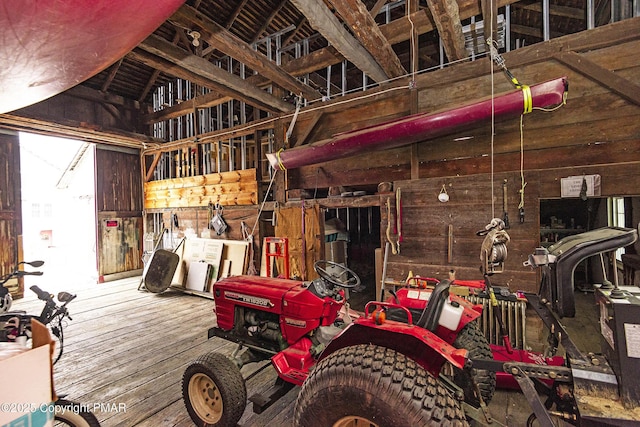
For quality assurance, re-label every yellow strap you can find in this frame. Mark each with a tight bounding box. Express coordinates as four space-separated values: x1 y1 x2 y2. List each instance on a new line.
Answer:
522 85 532 114
276 148 286 171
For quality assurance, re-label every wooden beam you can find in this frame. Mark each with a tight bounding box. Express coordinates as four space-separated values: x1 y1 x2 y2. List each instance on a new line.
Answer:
137 32 181 103
138 69 161 103
100 103 136 132
481 0 498 48
510 23 564 39
383 0 518 46
283 16 307 47
327 0 406 78
250 0 287 43
171 5 318 101
290 0 388 82
143 115 276 155
101 58 123 93
371 0 389 16
136 35 292 113
425 0 468 61
144 91 232 123
292 111 323 148
147 0 520 124
554 51 640 107
65 84 140 110
512 2 585 20
145 153 162 182
225 0 249 30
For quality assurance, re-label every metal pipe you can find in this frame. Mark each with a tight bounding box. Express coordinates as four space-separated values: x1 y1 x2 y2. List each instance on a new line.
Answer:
542 0 550 41
587 0 595 29
506 5 511 52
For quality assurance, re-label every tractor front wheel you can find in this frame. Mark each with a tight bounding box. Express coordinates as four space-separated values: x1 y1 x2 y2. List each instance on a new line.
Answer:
294 344 468 427
182 351 247 427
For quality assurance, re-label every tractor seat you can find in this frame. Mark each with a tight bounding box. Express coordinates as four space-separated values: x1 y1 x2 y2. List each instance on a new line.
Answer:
385 280 451 332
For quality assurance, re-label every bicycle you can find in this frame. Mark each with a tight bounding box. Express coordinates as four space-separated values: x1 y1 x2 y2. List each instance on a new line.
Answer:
0 260 76 365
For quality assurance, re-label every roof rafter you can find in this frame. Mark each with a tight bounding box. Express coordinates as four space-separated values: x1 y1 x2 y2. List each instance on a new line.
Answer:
425 0 468 61
144 0 523 124
171 4 318 100
327 0 406 79
225 0 249 30
290 0 388 82
554 51 640 106
250 0 287 44
101 58 124 93
136 35 292 113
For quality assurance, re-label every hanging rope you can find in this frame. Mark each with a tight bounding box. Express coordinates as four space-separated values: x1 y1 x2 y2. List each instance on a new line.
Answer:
488 7 496 219
385 197 398 255
518 115 527 222
251 168 278 236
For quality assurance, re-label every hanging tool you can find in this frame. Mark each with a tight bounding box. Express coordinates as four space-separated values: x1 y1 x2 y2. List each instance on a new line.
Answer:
241 221 257 276
380 242 390 301
210 203 227 235
396 187 403 253
300 200 307 280
580 175 588 201
518 180 527 223
485 274 514 354
447 224 453 264
502 179 510 229
385 198 397 255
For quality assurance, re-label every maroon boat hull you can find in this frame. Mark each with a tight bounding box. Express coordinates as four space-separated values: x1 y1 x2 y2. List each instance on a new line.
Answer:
0 0 185 114
267 77 568 170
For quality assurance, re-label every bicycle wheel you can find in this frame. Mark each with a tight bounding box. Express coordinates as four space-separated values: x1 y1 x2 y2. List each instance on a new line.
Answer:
53 399 100 427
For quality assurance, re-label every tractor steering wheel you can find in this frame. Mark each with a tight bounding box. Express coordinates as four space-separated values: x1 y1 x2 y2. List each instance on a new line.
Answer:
313 260 361 289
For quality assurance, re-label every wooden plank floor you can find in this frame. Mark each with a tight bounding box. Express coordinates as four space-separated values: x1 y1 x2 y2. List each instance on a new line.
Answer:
13 276 301 427
11 276 597 426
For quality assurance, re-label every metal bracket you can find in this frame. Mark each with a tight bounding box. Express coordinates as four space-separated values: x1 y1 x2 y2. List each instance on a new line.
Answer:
507 364 557 427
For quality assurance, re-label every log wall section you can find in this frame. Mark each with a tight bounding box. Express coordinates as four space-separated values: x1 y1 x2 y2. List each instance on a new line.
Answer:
282 18 640 293
143 169 258 208
144 169 262 271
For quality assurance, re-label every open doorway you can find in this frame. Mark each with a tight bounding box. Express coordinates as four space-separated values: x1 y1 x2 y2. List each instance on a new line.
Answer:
19 132 98 292
540 196 640 288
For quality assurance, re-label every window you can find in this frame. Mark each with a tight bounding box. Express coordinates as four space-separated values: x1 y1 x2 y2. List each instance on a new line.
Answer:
609 197 625 261
31 202 40 218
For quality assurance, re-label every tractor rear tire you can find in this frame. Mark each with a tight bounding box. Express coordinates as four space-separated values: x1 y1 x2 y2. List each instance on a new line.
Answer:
451 323 496 406
182 351 247 427
294 344 469 427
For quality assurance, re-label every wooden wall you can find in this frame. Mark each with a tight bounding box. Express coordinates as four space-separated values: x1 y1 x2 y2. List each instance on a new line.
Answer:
0 133 23 296
282 18 640 293
95 147 144 278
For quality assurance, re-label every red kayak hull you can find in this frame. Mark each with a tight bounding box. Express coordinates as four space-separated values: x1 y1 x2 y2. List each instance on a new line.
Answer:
0 0 185 114
267 77 568 170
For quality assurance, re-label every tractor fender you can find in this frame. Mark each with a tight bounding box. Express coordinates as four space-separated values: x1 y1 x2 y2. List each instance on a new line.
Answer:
319 319 467 376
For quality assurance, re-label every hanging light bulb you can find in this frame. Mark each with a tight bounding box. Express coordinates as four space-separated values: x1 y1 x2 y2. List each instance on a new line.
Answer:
438 184 449 203
188 30 201 47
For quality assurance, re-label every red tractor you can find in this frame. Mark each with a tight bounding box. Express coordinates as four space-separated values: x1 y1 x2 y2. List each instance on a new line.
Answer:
182 221 640 427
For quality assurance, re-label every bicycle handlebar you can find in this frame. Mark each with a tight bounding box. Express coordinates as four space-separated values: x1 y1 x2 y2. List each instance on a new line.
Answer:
30 285 52 301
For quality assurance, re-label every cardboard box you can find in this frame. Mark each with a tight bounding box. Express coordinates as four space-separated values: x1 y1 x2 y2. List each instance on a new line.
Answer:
0 320 54 427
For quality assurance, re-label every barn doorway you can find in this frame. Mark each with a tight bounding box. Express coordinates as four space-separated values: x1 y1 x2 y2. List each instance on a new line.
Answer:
19 132 98 292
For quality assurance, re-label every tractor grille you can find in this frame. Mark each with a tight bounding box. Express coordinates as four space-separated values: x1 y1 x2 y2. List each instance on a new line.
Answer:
465 295 527 350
